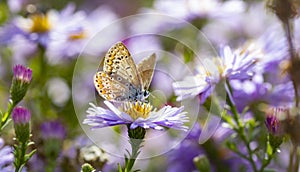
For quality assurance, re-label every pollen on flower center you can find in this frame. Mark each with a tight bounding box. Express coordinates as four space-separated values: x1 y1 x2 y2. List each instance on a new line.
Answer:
122 102 152 120
30 13 51 33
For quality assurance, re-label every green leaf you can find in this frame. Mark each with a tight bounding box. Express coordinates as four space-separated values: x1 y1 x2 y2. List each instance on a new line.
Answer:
118 163 123 172
0 2 9 25
226 141 238 152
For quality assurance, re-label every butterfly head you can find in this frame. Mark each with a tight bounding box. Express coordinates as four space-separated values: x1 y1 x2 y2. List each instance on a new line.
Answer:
135 89 150 102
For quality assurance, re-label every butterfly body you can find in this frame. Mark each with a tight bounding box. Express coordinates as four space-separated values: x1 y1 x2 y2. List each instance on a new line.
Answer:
94 42 156 102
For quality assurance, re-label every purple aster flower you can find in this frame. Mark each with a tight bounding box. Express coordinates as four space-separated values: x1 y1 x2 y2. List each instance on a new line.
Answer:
167 123 203 172
0 138 14 172
84 101 189 131
41 121 66 140
13 64 32 84
173 44 260 103
231 74 294 111
46 4 117 63
12 106 31 125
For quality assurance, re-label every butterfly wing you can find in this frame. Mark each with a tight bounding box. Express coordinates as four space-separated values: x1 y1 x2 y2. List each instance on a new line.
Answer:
94 72 130 101
137 53 156 90
102 42 142 89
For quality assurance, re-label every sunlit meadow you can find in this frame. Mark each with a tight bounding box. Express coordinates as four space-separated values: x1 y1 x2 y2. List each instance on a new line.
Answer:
0 0 300 172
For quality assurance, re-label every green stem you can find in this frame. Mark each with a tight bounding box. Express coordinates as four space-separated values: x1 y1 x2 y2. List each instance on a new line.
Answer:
225 80 258 172
15 141 27 172
259 154 274 172
124 139 143 172
123 126 145 172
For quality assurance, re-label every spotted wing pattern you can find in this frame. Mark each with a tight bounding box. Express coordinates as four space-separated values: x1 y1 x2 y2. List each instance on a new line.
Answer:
94 72 129 101
102 42 142 88
137 53 156 90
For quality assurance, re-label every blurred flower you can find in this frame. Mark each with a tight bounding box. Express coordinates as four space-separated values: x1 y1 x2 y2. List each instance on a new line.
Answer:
202 2 278 46
40 120 66 171
41 120 66 140
167 124 203 172
47 77 70 107
0 3 117 63
7 0 27 13
231 74 294 111
153 0 245 20
0 138 14 172
46 5 117 64
173 44 260 103
84 101 188 131
79 145 108 170
10 64 32 105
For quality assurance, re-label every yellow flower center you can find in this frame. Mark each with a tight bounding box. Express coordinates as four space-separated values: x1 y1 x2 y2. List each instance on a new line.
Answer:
122 102 152 120
30 13 51 33
68 30 87 40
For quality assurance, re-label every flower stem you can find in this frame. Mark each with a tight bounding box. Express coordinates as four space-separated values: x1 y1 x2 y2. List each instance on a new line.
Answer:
288 145 296 172
294 147 300 172
14 141 27 172
225 80 258 172
123 126 145 172
284 19 299 107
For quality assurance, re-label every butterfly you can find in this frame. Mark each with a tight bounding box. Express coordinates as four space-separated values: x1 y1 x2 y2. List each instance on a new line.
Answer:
94 42 156 102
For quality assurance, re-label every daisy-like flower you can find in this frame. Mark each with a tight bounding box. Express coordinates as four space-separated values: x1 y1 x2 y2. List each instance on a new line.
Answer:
173 44 261 103
84 101 189 131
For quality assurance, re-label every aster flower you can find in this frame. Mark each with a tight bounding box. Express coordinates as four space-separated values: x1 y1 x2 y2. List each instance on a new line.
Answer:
84 101 188 171
10 64 32 105
173 44 260 103
40 121 66 140
0 3 117 63
46 5 117 63
84 101 188 131
231 74 294 111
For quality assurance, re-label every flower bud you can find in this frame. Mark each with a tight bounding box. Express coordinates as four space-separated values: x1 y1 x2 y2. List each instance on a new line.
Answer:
12 107 31 143
10 65 32 105
265 107 287 135
267 0 299 22
81 163 96 172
